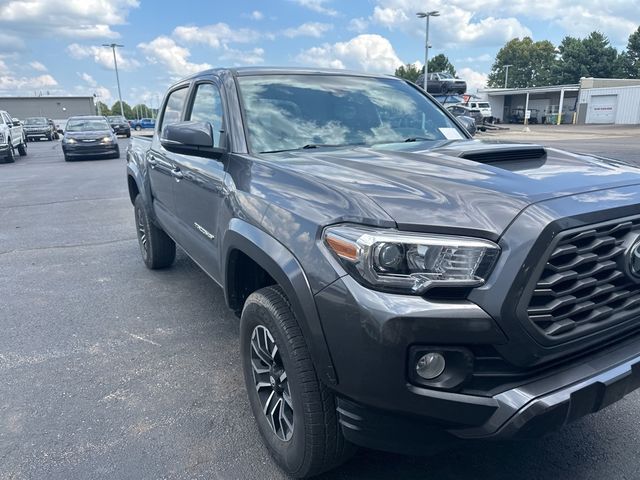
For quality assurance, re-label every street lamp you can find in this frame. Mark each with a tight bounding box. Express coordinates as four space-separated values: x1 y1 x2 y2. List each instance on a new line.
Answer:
503 64 513 89
102 43 125 119
416 11 440 92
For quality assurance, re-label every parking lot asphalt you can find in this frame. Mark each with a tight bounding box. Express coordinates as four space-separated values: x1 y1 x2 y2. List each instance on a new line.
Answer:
2 133 640 480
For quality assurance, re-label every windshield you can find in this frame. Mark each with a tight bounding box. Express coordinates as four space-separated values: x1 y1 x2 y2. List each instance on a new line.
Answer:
478 103 490 108
108 116 125 122
237 74 463 153
25 117 47 125
438 73 454 79
65 119 110 132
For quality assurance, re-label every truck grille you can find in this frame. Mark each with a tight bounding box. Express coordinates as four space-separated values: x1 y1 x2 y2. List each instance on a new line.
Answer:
527 217 640 340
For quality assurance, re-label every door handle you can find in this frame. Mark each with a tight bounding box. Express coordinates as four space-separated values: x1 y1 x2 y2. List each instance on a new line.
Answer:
147 156 157 167
171 168 184 180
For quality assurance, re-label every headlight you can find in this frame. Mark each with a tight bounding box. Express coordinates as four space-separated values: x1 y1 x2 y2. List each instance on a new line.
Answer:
102 136 113 143
323 225 500 294
0 132 5 144
64 138 77 144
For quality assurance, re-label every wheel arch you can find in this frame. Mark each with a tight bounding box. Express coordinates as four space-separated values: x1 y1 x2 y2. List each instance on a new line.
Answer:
223 218 338 386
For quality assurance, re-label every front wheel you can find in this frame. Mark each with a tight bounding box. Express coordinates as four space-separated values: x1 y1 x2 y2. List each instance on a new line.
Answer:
240 286 355 478
133 195 176 269
135 125 141 131
5 141 15 163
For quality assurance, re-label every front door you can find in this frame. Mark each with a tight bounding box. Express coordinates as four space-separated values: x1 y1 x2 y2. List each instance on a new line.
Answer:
171 80 227 281
147 86 189 236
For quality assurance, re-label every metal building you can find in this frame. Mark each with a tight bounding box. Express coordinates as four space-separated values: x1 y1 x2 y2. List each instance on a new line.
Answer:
0 96 96 123
577 79 640 125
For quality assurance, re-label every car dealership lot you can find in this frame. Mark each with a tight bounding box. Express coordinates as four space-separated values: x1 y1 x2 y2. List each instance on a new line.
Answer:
2 134 640 480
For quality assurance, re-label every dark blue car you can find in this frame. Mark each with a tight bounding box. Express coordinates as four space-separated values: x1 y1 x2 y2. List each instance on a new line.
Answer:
129 117 155 131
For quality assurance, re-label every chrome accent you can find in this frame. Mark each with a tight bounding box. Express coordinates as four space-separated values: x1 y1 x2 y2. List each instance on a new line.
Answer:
194 222 215 240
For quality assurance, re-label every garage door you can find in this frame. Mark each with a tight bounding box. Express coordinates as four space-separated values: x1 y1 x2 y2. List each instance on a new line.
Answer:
586 95 617 124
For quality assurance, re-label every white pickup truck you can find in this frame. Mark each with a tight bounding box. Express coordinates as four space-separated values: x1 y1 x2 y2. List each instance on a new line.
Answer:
0 110 28 163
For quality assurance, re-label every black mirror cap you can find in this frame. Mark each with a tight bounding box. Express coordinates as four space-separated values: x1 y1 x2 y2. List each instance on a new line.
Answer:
160 121 224 159
457 115 477 136
12 118 21 126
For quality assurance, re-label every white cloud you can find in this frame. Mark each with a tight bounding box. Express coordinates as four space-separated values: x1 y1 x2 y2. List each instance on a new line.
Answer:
296 34 403 73
250 10 264 20
348 17 369 33
79 72 98 87
458 67 488 93
0 32 24 50
67 43 140 70
29 61 47 72
290 0 338 16
138 36 211 76
220 47 265 66
173 23 261 48
283 22 333 38
0 74 58 92
0 0 140 39
458 53 493 63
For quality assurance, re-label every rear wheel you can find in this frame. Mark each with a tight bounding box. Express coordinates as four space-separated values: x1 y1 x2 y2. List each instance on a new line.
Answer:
17 136 27 156
135 125 142 131
240 286 355 478
134 195 175 269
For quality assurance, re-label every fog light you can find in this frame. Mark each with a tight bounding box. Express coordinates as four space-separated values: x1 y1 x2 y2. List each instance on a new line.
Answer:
416 352 446 380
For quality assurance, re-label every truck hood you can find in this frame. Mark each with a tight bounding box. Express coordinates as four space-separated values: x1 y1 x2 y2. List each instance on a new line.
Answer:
266 139 640 237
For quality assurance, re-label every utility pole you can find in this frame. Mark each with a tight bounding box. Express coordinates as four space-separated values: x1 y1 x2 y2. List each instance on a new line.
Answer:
504 64 513 89
417 11 440 92
102 43 125 119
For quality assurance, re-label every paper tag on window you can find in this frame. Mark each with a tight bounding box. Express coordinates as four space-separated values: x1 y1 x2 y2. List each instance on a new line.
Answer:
439 128 464 140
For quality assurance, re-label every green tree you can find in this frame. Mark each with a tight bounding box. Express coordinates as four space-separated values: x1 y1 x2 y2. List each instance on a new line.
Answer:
111 100 134 119
616 26 640 78
95 101 111 116
394 63 421 82
487 37 557 88
552 32 619 83
428 54 456 76
132 104 154 118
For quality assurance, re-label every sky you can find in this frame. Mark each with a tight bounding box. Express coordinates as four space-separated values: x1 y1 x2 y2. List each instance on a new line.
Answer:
0 0 639 106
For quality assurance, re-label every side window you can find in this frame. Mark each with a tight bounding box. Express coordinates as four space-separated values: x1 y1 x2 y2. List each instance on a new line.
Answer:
188 83 224 147
160 87 188 133
2 113 11 125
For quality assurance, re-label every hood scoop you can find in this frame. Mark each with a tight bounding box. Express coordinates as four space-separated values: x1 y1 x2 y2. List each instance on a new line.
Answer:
459 145 547 164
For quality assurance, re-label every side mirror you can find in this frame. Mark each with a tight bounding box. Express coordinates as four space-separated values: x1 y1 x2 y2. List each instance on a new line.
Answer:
457 115 477 136
12 118 21 126
160 121 224 159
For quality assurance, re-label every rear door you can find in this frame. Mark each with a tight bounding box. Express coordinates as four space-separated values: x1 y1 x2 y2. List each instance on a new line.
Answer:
147 85 189 235
171 79 228 280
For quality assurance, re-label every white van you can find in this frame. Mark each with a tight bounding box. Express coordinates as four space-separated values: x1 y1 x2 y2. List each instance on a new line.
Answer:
466 101 492 119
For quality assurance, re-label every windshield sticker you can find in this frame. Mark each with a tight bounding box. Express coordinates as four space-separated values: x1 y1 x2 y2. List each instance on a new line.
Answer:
439 128 463 140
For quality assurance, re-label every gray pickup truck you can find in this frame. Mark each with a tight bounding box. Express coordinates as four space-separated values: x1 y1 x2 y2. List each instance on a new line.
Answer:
127 67 640 478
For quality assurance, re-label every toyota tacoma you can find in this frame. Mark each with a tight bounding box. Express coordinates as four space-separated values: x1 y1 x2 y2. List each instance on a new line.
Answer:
126 68 640 478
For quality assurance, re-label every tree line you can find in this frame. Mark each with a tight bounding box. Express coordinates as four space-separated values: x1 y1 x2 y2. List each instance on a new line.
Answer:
95 100 157 119
394 26 640 89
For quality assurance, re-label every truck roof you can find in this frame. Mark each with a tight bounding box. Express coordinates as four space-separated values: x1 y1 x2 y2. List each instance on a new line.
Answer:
177 66 398 83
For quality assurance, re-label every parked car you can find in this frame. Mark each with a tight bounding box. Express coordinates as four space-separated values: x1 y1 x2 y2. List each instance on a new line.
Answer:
416 71 467 94
127 67 640 478
465 101 492 120
107 115 132 137
0 110 27 162
431 94 466 106
61 116 119 161
23 116 56 141
446 104 485 130
129 117 155 131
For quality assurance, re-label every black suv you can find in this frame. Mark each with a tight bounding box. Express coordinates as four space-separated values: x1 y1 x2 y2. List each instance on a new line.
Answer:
127 68 640 478
107 115 131 137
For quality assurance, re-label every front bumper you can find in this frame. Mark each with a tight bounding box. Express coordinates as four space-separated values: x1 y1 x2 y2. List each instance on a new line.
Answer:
62 143 118 157
112 126 131 135
25 130 50 138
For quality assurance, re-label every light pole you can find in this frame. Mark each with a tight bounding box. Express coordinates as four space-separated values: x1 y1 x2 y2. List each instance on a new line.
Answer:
417 11 440 92
102 43 125 119
503 64 513 89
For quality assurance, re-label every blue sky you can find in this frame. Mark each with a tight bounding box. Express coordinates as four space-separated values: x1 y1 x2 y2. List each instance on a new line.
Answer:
0 0 638 105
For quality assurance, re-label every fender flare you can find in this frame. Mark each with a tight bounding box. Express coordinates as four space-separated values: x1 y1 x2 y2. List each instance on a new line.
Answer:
222 218 338 385
126 157 153 213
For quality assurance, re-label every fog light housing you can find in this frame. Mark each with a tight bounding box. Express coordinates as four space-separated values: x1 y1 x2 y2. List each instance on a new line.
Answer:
416 352 446 380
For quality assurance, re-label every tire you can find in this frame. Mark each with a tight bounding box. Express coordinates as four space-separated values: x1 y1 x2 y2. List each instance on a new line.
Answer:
240 286 355 478
17 137 27 156
441 83 449 94
126 132 131 138
64 154 70 162
135 125 142 131
133 195 176 269
5 140 15 163
112 146 120 159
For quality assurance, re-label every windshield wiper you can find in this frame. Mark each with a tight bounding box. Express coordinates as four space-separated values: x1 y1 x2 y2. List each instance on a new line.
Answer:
260 142 364 154
403 136 434 142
